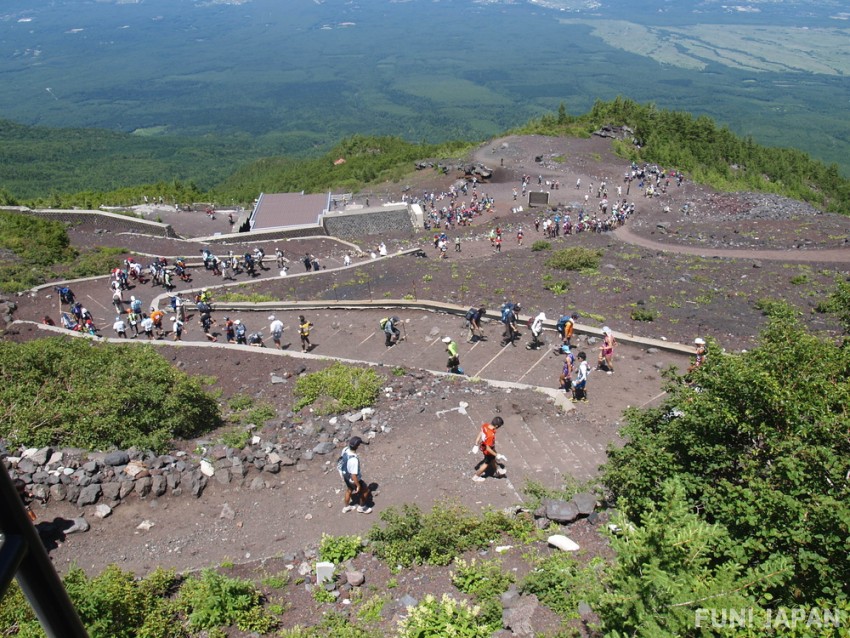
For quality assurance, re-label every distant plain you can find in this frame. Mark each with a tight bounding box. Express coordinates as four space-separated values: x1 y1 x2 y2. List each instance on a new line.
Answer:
1 0 849 173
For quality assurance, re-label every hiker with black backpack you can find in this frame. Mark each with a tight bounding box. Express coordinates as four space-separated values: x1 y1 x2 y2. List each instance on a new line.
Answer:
337 437 373 514
500 302 521 347
465 306 486 343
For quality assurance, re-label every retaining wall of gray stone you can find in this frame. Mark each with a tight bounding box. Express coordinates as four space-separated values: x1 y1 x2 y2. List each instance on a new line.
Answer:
323 207 415 238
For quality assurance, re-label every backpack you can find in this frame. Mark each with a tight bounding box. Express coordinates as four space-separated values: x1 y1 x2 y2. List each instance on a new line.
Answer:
557 315 570 333
379 317 389 331
500 303 514 323
464 307 477 321
336 449 350 478
526 316 534 330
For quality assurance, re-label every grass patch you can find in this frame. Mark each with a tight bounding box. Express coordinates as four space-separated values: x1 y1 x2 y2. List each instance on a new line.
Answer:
545 247 603 272
293 362 383 414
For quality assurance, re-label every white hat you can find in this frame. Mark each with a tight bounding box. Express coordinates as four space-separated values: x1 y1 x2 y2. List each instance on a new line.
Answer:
694 337 705 345
234 319 241 325
130 296 136 301
170 316 177 322
268 315 275 321
441 336 452 343
602 326 611 334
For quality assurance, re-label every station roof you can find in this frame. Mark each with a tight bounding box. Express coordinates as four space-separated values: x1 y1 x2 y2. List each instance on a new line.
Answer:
251 192 329 230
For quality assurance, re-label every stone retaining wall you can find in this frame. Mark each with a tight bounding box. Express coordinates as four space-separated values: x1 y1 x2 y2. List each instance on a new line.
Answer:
323 207 415 238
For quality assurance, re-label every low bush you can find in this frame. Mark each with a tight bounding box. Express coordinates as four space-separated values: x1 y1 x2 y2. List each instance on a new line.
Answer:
0 566 185 638
319 533 364 563
178 569 276 633
451 557 514 630
64 246 126 279
544 247 603 272
519 552 605 619
531 240 551 252
368 501 534 569
293 362 383 414
630 307 656 322
0 338 221 453
398 594 492 638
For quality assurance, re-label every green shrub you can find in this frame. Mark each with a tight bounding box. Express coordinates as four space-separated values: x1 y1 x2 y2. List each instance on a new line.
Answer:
64 246 126 279
544 279 570 295
398 594 492 638
451 557 514 630
319 533 364 563
0 566 184 638
519 553 605 619
544 247 603 272
312 587 337 604
293 362 383 414
217 427 251 449
0 338 222 452
630 307 656 322
178 569 276 633
531 240 551 252
368 501 532 569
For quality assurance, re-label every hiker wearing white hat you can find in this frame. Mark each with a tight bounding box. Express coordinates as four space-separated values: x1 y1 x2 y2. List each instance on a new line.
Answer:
597 326 617 373
688 337 707 374
269 315 285 349
443 336 462 374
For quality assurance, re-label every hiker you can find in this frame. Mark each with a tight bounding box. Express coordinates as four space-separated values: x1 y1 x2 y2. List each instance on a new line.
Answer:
443 336 462 374
557 312 579 348
500 302 521 347
465 306 486 343
112 316 127 338
527 311 546 350
558 346 575 392
472 416 506 482
597 326 617 373
383 315 401 347
269 315 285 349
234 319 247 345
338 437 373 514
171 316 184 341
298 315 313 352
572 352 589 402
200 313 217 342
688 337 707 374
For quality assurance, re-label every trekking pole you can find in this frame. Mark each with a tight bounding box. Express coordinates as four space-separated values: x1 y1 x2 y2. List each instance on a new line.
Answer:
401 321 407 342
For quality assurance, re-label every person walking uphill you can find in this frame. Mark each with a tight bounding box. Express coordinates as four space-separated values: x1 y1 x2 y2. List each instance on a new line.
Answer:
472 416 507 482
298 315 314 352
443 336 462 374
338 437 372 514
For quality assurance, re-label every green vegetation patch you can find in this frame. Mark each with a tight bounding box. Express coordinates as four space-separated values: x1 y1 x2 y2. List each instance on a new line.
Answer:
0 338 221 452
368 501 535 569
544 247 603 272
177 569 277 634
293 362 383 414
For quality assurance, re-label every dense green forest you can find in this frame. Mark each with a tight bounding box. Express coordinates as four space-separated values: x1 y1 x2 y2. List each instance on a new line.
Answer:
2 99 850 215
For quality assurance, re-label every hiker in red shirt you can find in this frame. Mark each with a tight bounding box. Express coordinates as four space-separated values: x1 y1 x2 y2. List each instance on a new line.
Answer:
472 416 506 482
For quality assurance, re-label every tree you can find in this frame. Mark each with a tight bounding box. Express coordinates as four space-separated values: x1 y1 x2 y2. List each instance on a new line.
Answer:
597 480 790 638
603 300 850 604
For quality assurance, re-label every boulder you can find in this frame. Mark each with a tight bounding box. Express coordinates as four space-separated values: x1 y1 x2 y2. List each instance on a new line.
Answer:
346 570 365 587
544 499 579 524
94 503 112 519
547 534 580 552
28 447 53 466
77 484 102 506
101 482 121 502
65 517 90 534
49 483 68 502
571 492 597 516
151 475 167 496
313 442 336 455
502 594 539 637
103 451 130 467
135 476 152 497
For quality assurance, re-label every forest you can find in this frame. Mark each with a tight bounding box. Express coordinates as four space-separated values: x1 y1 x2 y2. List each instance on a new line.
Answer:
1 99 849 216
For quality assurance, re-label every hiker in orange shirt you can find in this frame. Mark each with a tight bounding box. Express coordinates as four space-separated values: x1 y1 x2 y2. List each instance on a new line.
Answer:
472 416 506 482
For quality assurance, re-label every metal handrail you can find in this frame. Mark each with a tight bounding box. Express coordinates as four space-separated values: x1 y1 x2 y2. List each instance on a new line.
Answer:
0 468 88 638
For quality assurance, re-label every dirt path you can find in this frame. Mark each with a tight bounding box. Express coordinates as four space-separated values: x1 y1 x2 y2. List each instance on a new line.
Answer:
613 225 850 263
